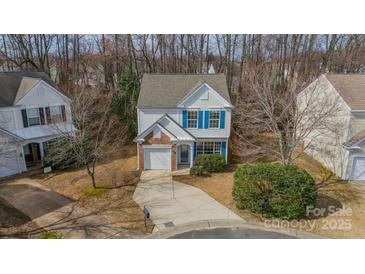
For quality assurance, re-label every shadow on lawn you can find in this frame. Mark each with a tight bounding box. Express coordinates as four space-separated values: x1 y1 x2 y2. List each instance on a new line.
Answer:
0 197 32 228
0 198 153 239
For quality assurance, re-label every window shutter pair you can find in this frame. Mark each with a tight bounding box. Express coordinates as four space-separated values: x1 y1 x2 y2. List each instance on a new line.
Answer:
184 109 225 129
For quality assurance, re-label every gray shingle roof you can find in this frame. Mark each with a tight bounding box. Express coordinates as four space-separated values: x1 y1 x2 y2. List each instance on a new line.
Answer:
137 73 231 108
344 129 365 147
0 71 57 107
325 74 365 110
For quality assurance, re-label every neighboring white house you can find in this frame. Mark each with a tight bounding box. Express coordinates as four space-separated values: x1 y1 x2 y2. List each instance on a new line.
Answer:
134 73 232 171
0 71 74 178
298 73 365 181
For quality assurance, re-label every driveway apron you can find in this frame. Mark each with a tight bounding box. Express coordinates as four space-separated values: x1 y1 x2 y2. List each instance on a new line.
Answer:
133 171 243 232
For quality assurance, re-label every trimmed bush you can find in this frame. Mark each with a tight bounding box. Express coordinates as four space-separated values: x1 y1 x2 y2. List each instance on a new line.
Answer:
190 165 207 176
194 154 225 172
232 163 317 220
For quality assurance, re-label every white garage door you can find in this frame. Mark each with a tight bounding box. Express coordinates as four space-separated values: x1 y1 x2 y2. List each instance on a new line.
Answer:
351 157 365 180
0 150 19 177
144 147 171 170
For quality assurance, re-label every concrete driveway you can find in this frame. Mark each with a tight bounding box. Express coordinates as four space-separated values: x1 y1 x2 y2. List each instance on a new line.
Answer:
0 182 72 219
133 171 242 232
0 179 140 238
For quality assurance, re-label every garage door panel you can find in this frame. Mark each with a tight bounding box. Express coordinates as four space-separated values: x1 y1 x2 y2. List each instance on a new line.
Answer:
352 157 365 180
0 150 19 177
144 147 171 170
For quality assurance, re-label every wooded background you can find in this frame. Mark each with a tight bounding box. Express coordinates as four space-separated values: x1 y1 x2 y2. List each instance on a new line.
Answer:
1 34 364 162
1 34 364 95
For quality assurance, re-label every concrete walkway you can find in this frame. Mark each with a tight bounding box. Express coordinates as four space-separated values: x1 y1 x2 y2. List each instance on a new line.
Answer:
133 171 242 232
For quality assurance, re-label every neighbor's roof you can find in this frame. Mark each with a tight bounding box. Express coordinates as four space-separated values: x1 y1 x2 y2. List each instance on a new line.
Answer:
325 74 365 110
344 129 365 147
137 73 231 107
0 71 58 107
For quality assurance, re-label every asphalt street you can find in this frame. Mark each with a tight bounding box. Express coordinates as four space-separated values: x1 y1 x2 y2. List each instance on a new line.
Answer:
169 227 297 239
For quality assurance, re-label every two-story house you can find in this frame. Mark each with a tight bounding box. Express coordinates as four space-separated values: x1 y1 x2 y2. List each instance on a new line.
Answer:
0 72 74 178
134 73 232 171
298 74 365 181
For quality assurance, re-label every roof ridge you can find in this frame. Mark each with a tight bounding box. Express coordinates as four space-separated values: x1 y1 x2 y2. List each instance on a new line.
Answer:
0 71 46 74
144 73 224 75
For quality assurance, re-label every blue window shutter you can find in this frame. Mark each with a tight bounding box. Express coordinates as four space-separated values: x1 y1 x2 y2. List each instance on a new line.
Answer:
221 142 226 160
193 142 197 160
182 110 187 128
198 111 203 128
220 110 225 129
204 111 209 128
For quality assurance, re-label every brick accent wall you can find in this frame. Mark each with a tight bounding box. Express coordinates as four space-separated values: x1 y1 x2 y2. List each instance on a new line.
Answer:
143 131 171 145
138 130 176 170
171 144 177 171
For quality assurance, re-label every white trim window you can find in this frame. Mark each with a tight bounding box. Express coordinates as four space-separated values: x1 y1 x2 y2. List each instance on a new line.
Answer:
50 105 63 123
27 108 41 126
197 141 221 155
187 111 198 128
209 111 220 128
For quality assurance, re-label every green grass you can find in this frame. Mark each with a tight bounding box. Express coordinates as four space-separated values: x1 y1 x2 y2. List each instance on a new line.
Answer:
40 231 63 239
82 185 108 196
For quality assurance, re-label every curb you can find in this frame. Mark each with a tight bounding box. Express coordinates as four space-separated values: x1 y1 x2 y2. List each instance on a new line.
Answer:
146 219 326 239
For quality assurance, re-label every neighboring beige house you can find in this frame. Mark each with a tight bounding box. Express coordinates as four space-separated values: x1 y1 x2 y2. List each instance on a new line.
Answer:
298 73 365 181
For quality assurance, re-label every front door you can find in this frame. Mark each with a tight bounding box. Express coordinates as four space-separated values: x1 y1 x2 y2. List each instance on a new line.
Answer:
180 145 189 164
23 143 41 168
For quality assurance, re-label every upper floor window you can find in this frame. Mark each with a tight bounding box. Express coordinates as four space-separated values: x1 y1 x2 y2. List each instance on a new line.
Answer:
45 105 66 124
209 111 220 128
187 111 198 128
50 105 63 123
27 108 41 126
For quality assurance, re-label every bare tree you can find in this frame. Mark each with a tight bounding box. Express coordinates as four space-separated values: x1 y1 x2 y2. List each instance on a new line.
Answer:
0 113 19 172
45 90 127 188
233 63 343 165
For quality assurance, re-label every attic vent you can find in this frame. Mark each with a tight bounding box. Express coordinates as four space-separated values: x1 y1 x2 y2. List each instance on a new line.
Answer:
201 89 209 100
153 128 161 139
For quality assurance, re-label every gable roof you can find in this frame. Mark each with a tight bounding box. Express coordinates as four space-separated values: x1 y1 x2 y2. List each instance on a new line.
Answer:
0 71 59 107
325 74 365 110
137 73 231 108
134 114 196 143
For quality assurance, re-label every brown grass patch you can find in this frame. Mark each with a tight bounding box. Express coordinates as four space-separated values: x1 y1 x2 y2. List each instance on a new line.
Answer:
33 145 154 234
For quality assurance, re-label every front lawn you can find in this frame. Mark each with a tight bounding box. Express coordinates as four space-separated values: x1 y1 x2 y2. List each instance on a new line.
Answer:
173 155 365 238
33 145 154 234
